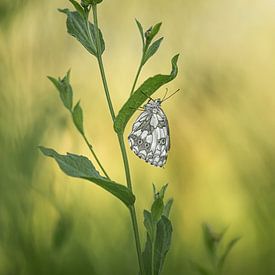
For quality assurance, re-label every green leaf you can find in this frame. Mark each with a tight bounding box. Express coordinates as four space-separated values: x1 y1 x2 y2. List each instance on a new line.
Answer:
69 0 86 18
59 9 105 56
142 217 173 275
135 18 145 48
202 223 220 257
154 183 168 200
72 101 84 135
142 37 163 65
218 237 241 270
114 54 179 134
145 22 162 45
163 198 173 218
144 210 155 242
39 146 135 207
151 198 164 222
153 216 173 275
48 70 73 111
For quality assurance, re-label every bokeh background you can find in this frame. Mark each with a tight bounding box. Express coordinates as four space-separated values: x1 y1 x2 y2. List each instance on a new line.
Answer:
1 0 275 274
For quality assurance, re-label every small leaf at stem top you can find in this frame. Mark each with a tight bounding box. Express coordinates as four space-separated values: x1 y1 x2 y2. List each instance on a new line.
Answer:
145 22 162 45
142 37 164 66
48 70 73 111
135 18 145 48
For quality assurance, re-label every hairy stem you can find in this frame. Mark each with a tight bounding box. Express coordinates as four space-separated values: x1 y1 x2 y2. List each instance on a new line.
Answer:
91 5 144 274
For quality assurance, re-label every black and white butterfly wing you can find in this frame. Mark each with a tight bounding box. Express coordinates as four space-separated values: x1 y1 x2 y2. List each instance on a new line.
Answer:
128 107 170 167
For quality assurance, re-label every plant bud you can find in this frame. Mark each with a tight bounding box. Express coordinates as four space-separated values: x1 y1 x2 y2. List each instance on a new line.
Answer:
145 27 152 40
81 0 103 6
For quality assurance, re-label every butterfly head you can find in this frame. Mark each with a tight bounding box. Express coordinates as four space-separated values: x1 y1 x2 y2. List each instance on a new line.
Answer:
144 98 162 113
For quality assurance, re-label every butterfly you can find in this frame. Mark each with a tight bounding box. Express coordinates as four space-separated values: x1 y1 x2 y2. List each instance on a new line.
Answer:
128 89 179 167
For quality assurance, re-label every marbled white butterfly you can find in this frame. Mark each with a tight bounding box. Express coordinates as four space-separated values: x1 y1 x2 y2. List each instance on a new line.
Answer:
128 89 179 167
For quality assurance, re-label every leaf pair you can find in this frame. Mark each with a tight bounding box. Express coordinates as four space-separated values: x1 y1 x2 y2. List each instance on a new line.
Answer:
142 184 173 275
48 71 84 136
136 19 163 66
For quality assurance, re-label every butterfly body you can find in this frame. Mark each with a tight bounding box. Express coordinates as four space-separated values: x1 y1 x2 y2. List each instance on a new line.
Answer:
128 98 170 167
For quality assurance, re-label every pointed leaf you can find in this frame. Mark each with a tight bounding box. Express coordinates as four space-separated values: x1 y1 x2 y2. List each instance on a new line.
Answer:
218 237 241 270
72 101 84 135
39 146 135 207
59 9 105 56
163 198 173 218
142 233 153 275
145 22 162 45
153 216 173 274
69 0 85 18
114 54 179 134
142 37 163 65
135 19 145 48
143 210 155 242
155 184 168 200
48 70 73 111
151 198 164 222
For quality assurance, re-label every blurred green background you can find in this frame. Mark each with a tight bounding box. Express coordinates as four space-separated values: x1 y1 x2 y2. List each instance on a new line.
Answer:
1 0 275 274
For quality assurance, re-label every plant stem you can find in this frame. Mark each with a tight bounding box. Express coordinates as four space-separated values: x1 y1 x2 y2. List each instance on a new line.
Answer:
69 110 110 179
91 5 145 274
130 61 143 96
82 134 110 179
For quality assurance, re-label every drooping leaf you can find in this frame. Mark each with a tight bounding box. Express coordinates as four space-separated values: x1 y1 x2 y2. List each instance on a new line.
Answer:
218 237 241 270
48 70 73 111
114 54 179 134
135 18 145 48
72 101 84 135
59 9 105 56
142 37 163 65
39 146 135 207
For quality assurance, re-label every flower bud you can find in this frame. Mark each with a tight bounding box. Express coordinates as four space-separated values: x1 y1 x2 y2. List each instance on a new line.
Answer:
81 0 103 6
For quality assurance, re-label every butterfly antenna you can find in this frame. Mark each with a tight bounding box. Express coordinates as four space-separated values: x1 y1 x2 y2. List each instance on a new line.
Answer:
141 91 153 101
162 88 169 101
162 89 181 102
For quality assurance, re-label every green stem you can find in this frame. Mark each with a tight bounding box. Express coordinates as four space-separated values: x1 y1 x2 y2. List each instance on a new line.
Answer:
69 109 110 179
130 61 143 96
91 5 145 274
82 134 110 179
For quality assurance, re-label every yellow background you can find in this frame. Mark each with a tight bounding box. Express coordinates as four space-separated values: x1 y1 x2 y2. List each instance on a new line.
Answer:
1 0 275 274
